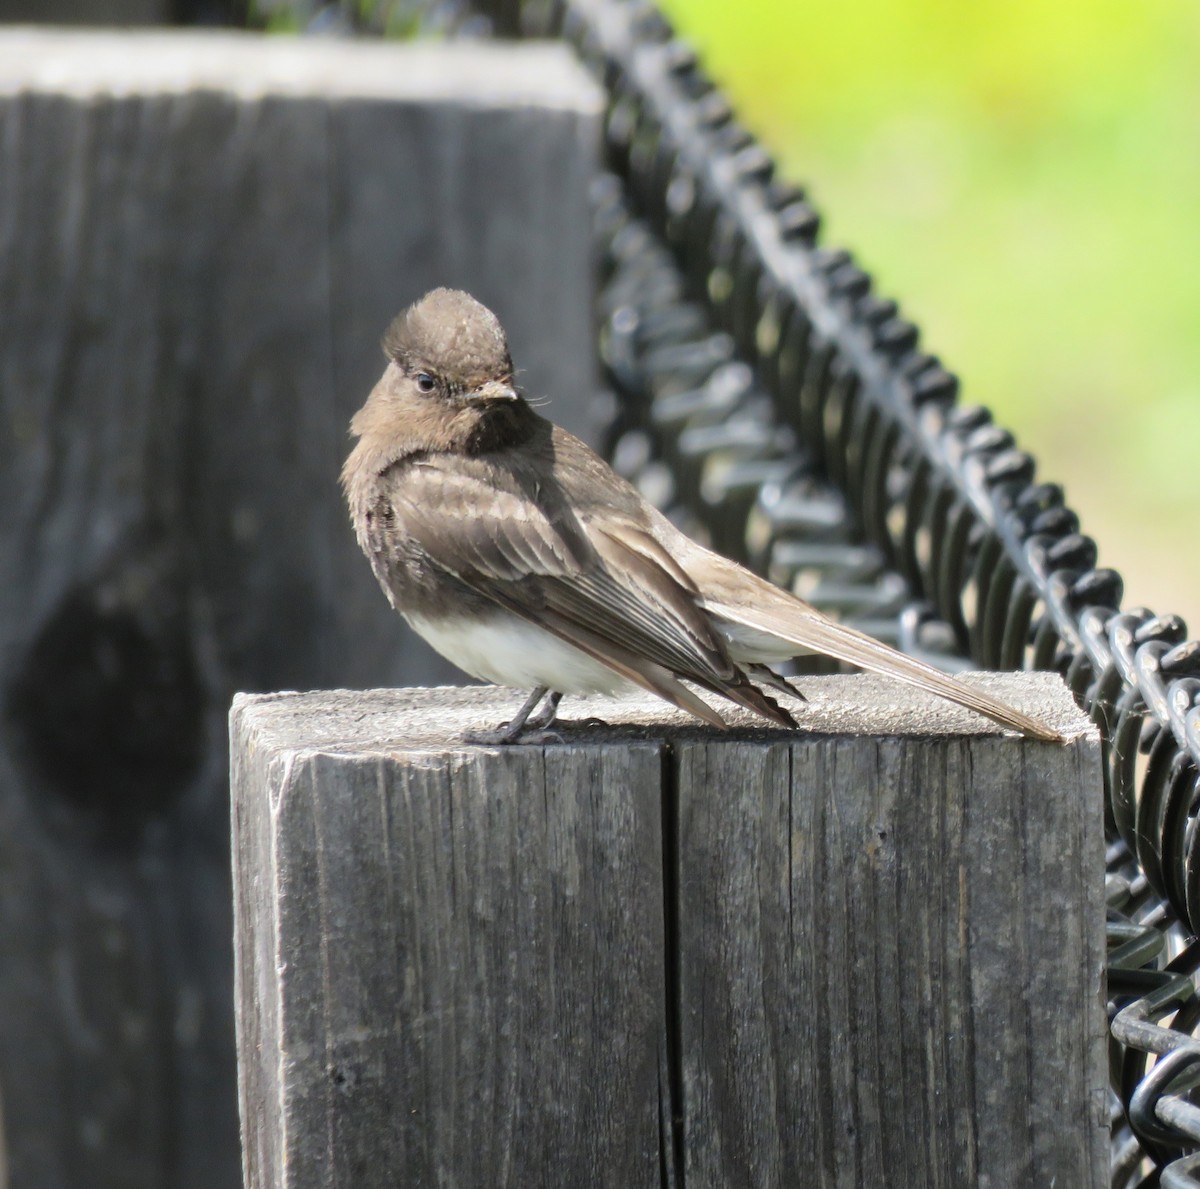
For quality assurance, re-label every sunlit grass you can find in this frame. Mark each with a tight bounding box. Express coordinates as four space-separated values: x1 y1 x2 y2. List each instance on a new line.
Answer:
661 0 1200 629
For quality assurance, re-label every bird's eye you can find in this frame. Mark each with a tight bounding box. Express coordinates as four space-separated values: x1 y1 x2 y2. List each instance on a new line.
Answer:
415 372 436 393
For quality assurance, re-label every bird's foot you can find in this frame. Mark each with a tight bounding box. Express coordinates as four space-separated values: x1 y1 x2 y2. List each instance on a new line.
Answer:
462 725 564 746
462 687 565 745
513 727 564 745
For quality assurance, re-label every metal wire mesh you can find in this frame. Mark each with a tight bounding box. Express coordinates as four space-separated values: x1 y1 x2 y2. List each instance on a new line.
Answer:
270 0 1200 1180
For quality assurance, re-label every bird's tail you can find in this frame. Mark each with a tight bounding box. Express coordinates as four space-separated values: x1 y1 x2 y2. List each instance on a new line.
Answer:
705 589 1064 744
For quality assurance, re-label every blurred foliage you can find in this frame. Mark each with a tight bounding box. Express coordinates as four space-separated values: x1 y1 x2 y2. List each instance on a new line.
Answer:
661 0 1200 628
247 0 423 34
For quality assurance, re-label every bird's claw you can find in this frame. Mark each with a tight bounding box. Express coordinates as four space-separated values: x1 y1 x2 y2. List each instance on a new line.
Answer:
515 728 565 745
462 725 565 746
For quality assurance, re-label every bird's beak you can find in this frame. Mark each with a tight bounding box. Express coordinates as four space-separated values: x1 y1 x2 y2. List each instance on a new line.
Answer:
470 379 518 403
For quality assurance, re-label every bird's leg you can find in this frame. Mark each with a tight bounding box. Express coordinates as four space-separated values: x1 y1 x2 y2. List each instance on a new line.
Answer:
504 685 551 733
517 690 611 732
463 686 564 745
525 690 563 730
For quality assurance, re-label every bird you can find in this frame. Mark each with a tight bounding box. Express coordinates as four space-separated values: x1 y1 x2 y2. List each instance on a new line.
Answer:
342 287 1062 746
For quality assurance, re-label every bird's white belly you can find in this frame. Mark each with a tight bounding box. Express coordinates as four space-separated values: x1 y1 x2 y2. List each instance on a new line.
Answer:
405 612 635 696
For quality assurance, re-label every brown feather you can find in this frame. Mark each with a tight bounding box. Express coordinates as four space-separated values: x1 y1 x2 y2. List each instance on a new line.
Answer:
700 578 1063 742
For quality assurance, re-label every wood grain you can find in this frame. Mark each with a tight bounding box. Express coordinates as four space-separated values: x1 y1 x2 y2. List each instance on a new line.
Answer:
0 33 601 1187
233 691 667 1189
675 734 1108 1187
232 676 1105 1187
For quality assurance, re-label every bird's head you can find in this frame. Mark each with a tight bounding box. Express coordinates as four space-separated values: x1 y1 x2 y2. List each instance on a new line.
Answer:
386 287 518 405
380 286 517 403
346 288 528 471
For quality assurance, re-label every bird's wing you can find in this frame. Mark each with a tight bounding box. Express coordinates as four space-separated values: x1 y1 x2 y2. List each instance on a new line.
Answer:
387 459 793 726
679 543 1063 743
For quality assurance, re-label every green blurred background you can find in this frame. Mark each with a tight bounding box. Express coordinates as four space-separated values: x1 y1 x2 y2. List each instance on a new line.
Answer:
660 0 1200 633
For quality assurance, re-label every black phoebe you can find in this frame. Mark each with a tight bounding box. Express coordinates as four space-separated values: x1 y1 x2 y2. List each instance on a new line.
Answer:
343 288 1061 744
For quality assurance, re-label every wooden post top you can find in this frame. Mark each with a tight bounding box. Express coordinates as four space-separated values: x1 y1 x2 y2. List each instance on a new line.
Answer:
231 671 1106 1187
232 671 1094 755
0 29 603 112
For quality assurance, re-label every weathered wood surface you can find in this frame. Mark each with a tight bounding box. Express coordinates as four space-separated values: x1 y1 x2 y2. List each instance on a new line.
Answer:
231 674 1106 1188
234 711 666 1189
0 32 601 1188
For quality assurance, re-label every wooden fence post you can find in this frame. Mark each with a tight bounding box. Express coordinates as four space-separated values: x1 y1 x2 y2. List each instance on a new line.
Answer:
231 674 1106 1187
0 31 601 1187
